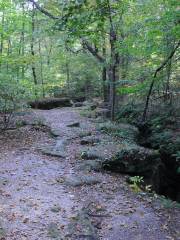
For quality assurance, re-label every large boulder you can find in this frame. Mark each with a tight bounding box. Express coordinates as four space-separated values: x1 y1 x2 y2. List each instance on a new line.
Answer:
29 98 72 110
77 160 102 172
95 108 110 118
80 136 100 145
103 146 160 176
137 117 180 201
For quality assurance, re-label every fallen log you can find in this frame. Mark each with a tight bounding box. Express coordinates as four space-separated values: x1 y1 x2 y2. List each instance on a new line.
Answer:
29 98 72 110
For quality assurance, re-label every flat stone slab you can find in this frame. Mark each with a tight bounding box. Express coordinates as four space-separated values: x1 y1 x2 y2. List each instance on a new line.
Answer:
80 136 100 145
66 209 97 239
65 175 101 187
77 160 102 172
50 128 62 137
41 139 67 158
41 148 66 158
81 150 104 160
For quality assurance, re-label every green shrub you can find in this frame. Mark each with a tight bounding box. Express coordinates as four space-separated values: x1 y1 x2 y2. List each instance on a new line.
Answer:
117 103 142 123
0 77 28 130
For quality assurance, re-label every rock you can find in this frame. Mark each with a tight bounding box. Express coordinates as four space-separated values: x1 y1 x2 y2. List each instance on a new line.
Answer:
95 108 110 118
0 177 8 186
67 122 80 127
83 101 97 110
103 146 160 176
41 139 67 158
79 130 92 138
29 97 72 110
65 175 101 187
90 104 97 110
80 136 100 145
72 96 86 102
0 223 6 239
81 150 104 160
137 118 180 201
98 102 110 109
51 205 62 213
66 209 97 240
77 160 102 172
47 222 62 239
102 145 169 195
50 129 62 137
74 102 84 107
41 148 66 158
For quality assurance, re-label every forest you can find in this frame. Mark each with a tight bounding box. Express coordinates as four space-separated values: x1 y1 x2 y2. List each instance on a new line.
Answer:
0 0 179 239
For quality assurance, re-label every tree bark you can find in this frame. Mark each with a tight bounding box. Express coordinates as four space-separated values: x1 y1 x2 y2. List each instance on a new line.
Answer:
0 11 5 68
20 3 25 79
31 4 38 97
107 0 119 121
102 41 109 102
66 61 70 95
38 39 45 97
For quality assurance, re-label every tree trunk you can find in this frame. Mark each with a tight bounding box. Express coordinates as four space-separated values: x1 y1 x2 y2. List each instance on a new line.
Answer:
31 4 38 97
107 0 119 121
66 61 70 95
142 41 180 121
6 39 11 72
21 3 25 79
102 45 109 102
38 39 45 97
109 30 119 121
0 11 5 69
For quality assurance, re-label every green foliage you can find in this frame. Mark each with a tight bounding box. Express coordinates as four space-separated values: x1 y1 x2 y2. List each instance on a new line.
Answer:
0 75 28 129
129 176 144 193
159 196 180 209
97 121 138 143
117 103 143 123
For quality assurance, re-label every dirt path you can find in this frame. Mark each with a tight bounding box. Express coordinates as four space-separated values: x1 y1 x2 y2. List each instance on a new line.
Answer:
0 107 179 240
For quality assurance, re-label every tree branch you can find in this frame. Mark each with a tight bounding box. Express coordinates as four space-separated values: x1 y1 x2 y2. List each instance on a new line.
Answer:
28 0 60 20
154 41 180 78
142 40 180 121
65 43 84 54
81 39 105 63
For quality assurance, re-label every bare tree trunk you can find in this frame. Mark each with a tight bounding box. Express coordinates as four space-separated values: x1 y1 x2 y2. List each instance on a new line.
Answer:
0 11 5 69
6 39 11 72
31 4 38 97
21 3 25 79
165 59 172 100
107 0 119 121
38 39 45 97
102 44 109 102
66 61 70 96
44 39 53 66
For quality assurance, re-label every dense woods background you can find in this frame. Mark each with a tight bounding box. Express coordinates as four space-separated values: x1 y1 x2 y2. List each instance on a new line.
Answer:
0 0 179 200
0 0 179 120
